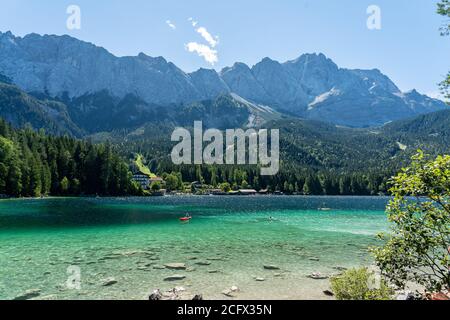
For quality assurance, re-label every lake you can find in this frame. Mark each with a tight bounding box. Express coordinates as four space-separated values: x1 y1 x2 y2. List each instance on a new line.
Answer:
0 196 390 300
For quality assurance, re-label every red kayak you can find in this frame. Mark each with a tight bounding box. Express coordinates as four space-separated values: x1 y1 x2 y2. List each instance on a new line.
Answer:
179 217 192 222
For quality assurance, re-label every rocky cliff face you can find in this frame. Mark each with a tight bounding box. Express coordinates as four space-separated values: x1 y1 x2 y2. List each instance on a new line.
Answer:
221 53 446 126
0 32 201 104
0 31 446 127
188 68 229 100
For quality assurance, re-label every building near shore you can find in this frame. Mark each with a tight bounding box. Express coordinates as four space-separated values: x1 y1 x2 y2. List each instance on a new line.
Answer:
132 173 164 190
132 173 151 190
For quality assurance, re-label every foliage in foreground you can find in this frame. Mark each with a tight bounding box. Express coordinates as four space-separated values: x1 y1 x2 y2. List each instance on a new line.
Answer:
372 151 450 293
437 1 450 101
330 268 393 300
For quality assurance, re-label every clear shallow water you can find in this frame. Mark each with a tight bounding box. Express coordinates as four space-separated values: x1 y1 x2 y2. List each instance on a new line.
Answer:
0 196 389 300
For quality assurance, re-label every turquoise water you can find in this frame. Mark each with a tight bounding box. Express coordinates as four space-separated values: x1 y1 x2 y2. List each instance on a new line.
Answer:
0 196 389 300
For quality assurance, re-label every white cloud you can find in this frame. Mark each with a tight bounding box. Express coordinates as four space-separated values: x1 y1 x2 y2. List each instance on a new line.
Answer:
166 20 176 30
188 17 198 27
185 42 218 65
196 27 218 48
185 18 220 65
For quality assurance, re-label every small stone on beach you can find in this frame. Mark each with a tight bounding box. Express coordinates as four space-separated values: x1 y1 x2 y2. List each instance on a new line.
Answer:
323 290 334 296
308 272 328 280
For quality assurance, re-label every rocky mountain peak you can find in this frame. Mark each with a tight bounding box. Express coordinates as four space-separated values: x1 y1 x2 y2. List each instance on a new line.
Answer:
0 31 445 128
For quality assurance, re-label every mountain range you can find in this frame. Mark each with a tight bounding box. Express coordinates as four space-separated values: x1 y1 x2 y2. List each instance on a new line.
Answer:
0 30 446 129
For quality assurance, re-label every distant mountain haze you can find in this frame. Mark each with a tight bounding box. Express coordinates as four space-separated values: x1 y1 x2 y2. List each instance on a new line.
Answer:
0 31 446 128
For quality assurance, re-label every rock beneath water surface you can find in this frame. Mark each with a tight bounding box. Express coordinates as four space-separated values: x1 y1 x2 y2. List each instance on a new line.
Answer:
263 265 280 270
332 266 347 272
13 289 41 300
164 263 187 270
153 265 166 270
164 275 186 282
207 257 224 261
101 277 118 286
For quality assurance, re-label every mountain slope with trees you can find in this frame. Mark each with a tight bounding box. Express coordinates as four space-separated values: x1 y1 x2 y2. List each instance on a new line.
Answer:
0 77 83 137
0 118 141 197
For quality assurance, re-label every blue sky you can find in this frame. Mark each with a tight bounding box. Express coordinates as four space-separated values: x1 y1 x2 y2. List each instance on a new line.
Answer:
0 0 448 97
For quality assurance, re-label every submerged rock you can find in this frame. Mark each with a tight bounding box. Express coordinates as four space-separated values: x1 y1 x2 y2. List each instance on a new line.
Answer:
333 266 347 272
153 265 166 270
137 266 151 271
263 265 280 270
101 277 118 286
274 273 284 278
164 275 186 281
195 261 211 266
207 257 224 261
222 290 236 298
164 263 187 270
13 289 41 300
255 277 266 282
309 257 320 262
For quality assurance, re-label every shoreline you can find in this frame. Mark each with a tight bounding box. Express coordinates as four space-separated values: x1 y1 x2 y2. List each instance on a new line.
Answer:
0 194 392 201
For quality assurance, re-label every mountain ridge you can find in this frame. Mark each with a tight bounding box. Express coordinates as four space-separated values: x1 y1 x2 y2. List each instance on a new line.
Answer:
0 30 446 128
